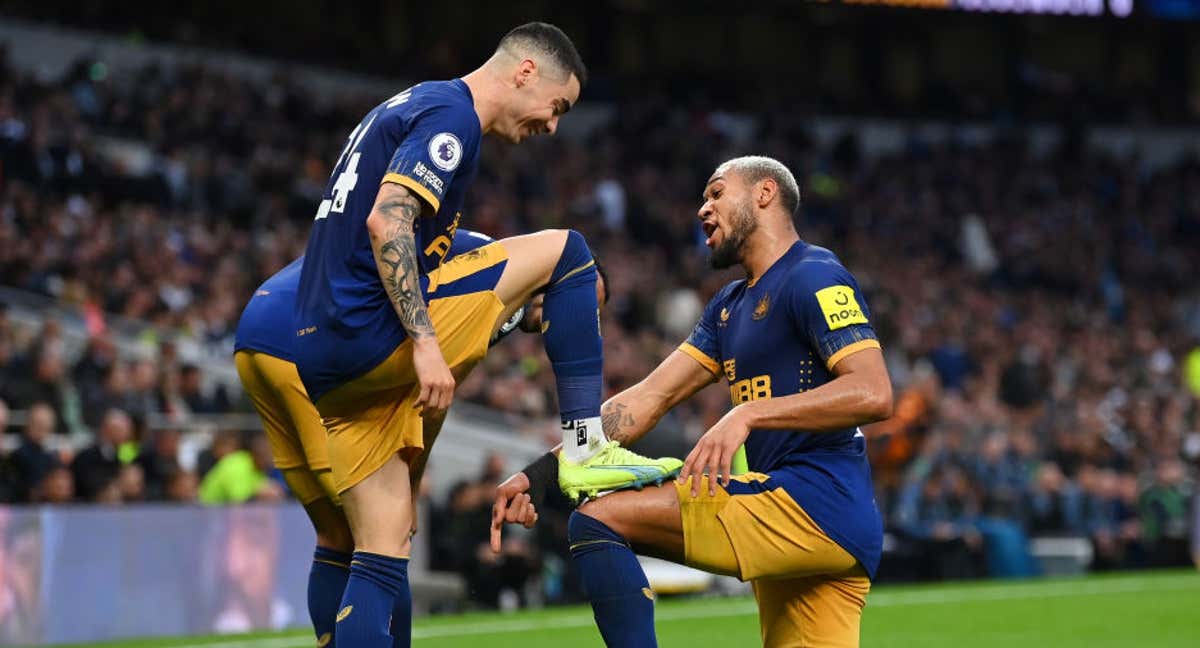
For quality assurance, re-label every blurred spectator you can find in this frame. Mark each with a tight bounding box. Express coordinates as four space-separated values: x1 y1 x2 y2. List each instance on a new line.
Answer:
164 466 199 503
196 429 241 478
10 402 60 502
125 360 164 421
197 434 283 505
868 365 938 494
5 344 69 425
179 364 227 414
894 464 984 579
71 408 133 501
30 465 74 504
1080 467 1130 570
72 336 118 416
1140 459 1193 567
136 427 183 500
1028 462 1084 535
973 433 1030 520
116 463 145 503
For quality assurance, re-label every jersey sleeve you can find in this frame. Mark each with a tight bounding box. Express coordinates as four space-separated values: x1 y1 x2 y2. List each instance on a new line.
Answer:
381 103 477 214
678 291 724 378
787 261 881 370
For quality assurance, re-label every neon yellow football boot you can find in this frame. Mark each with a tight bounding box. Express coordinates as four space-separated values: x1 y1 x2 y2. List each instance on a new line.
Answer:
558 441 683 502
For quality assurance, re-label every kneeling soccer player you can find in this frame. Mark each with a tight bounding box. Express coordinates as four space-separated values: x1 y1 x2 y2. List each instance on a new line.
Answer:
494 156 893 648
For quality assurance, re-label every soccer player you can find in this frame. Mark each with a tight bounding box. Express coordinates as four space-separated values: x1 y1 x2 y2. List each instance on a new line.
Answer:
493 156 893 647
234 256 349 648
234 230 611 646
291 23 679 647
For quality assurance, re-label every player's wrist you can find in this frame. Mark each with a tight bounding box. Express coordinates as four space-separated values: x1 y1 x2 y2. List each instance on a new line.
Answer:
412 334 441 349
732 401 760 427
521 451 558 506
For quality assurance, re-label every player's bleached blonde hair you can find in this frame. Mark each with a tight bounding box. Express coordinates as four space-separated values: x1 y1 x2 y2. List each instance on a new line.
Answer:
716 156 801 216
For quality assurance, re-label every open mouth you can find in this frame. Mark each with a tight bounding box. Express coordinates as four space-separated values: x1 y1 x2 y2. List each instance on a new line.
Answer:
702 221 718 246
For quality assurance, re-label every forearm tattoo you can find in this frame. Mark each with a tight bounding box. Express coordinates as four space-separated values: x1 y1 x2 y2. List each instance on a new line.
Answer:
374 191 435 339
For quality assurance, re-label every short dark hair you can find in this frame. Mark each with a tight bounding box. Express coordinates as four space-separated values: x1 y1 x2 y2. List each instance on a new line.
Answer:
498 22 587 87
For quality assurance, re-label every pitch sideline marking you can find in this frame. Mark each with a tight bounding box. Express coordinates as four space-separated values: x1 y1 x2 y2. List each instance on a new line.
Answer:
167 574 1199 646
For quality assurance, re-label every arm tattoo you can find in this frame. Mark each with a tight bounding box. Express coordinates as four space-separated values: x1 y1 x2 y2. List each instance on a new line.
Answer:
373 191 435 339
601 401 638 445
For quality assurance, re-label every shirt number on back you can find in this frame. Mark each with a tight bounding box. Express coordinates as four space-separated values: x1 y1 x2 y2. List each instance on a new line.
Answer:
330 153 360 213
315 114 376 220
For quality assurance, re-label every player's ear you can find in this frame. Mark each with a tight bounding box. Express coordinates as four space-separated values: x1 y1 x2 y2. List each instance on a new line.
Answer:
757 178 777 209
515 58 537 87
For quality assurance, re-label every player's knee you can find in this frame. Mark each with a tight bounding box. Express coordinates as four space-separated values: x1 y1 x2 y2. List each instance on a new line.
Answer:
568 509 627 547
576 496 606 522
549 229 596 285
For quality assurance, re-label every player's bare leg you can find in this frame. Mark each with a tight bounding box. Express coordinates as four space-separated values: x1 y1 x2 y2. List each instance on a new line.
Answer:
340 456 414 558
491 229 568 303
290 481 354 555
576 483 686 564
332 452 415 646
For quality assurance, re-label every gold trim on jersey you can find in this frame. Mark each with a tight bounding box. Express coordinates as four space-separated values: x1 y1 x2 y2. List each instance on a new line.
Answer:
382 173 442 212
553 259 596 285
679 342 720 376
826 339 881 370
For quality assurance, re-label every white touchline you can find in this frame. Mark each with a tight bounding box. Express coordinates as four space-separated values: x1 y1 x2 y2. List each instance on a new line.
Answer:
168 575 1199 646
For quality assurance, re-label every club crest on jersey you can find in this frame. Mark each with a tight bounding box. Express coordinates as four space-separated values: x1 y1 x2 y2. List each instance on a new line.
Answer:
429 132 463 171
720 307 730 323
752 295 771 320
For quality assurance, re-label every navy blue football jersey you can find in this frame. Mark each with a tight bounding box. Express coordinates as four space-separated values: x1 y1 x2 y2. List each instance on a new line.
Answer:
680 240 885 577
234 257 303 362
294 80 483 401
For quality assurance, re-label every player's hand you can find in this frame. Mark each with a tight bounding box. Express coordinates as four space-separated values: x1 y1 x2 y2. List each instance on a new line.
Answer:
680 406 752 497
490 472 538 553
412 337 455 417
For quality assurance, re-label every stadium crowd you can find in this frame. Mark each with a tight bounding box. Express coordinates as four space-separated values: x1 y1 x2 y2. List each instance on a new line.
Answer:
0 49 1198 592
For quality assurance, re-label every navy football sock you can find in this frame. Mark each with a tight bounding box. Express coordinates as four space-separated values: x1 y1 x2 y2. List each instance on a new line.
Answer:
335 552 409 648
568 512 657 647
309 547 351 646
543 230 605 461
389 567 413 648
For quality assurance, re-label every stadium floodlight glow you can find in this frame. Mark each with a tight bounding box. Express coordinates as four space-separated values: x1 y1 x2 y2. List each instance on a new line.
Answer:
954 0 1123 15
842 0 1137 15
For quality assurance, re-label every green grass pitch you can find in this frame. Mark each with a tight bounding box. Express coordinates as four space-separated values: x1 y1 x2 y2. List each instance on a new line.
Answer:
58 570 1199 647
